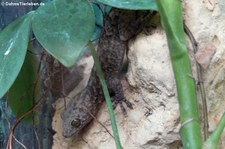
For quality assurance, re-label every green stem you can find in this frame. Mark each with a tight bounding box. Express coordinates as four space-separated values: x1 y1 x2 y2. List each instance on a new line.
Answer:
203 112 225 149
88 42 122 149
156 1 202 148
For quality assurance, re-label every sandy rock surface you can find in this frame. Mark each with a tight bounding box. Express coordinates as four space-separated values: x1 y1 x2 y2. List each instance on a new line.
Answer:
52 29 181 149
52 0 225 148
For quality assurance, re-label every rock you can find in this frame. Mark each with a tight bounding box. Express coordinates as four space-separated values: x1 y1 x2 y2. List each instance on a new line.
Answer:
52 0 225 148
125 31 181 149
195 42 216 69
52 28 181 149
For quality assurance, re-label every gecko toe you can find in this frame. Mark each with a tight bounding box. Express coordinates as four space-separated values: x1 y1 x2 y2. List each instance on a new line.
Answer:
119 103 127 116
123 98 133 109
111 96 133 115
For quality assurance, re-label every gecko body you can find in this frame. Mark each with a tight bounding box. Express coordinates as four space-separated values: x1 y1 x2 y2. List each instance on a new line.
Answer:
61 9 153 137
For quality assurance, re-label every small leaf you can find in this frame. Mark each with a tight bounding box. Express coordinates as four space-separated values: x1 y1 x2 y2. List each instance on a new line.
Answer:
7 44 40 123
90 3 103 41
0 11 34 98
32 0 95 67
91 3 111 41
96 0 158 10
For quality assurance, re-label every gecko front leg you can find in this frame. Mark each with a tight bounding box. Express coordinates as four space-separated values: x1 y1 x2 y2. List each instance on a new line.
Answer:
106 75 133 115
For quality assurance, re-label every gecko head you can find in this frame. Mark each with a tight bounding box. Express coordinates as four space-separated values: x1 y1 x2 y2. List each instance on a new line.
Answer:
61 106 92 138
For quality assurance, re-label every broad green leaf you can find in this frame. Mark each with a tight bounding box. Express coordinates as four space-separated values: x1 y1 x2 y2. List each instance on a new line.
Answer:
7 44 40 123
0 12 34 98
96 0 158 10
32 0 95 67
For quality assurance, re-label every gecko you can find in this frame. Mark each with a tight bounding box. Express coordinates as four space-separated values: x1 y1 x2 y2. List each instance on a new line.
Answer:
61 8 154 137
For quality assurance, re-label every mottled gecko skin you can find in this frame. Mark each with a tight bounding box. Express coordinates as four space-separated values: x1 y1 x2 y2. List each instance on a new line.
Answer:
61 72 103 137
61 9 151 137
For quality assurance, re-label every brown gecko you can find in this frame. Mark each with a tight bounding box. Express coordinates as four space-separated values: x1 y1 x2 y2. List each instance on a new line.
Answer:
61 8 154 137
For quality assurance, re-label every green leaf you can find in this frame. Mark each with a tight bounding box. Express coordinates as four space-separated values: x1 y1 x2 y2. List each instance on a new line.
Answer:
0 12 34 98
96 0 158 10
7 44 40 123
90 3 111 41
32 0 95 67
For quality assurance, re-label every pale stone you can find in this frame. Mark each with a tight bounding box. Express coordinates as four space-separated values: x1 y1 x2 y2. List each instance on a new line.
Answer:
195 42 216 69
52 29 181 149
52 0 225 148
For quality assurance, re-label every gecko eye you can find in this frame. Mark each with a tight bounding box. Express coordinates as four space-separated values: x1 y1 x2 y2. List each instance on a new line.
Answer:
71 119 81 127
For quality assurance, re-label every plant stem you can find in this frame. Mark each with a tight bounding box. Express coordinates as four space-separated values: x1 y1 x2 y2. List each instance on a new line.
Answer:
184 24 209 140
156 0 202 148
88 42 122 149
203 112 225 149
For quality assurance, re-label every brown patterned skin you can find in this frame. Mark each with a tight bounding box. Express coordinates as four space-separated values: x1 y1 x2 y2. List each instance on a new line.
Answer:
61 9 152 137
